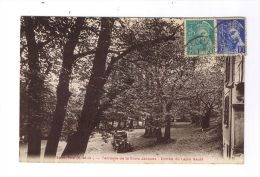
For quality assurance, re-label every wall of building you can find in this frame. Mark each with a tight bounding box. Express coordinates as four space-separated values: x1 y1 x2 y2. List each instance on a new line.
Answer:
223 55 244 158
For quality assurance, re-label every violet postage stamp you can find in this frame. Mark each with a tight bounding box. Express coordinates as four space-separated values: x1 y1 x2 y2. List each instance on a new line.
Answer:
217 18 246 55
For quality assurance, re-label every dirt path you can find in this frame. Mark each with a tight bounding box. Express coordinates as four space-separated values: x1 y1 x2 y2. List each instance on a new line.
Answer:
20 122 223 161
85 123 222 157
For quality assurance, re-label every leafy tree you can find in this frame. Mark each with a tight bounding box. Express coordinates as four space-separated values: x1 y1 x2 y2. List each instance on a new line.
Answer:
61 18 182 157
183 57 224 129
61 18 115 156
21 17 98 158
44 17 86 157
127 43 196 141
21 16 52 158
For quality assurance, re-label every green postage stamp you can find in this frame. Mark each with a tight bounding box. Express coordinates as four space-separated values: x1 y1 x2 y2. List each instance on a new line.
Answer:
185 19 215 56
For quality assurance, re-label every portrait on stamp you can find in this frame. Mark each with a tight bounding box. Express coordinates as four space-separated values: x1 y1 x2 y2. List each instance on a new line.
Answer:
217 19 246 54
185 19 215 56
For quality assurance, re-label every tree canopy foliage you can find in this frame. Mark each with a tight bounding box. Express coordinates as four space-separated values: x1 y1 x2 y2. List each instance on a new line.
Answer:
20 17 224 158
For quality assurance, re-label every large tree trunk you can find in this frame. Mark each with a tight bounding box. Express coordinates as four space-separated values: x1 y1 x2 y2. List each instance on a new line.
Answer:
201 115 210 129
123 121 127 129
44 18 84 158
24 17 44 159
163 102 172 140
129 119 134 129
44 59 73 157
143 127 149 137
164 114 171 140
144 127 156 138
201 108 212 129
117 120 121 129
27 128 41 157
155 128 163 142
61 18 114 157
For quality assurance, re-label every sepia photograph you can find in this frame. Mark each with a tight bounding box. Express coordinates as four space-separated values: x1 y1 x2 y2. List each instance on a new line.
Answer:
2 0 260 177
19 17 244 163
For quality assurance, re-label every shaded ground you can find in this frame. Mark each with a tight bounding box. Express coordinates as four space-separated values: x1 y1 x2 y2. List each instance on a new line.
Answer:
20 118 223 162
85 121 222 157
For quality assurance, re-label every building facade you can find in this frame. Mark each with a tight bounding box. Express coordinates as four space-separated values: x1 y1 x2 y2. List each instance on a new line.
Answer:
223 55 244 158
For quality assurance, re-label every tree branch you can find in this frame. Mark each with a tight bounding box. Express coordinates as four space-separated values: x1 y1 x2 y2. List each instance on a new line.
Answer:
73 50 96 59
104 24 182 77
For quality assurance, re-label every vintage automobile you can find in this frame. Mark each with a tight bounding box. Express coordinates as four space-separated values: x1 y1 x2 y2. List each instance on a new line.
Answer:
112 131 133 153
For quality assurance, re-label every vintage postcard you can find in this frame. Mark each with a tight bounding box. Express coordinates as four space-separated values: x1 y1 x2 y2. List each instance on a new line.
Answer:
19 16 244 163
